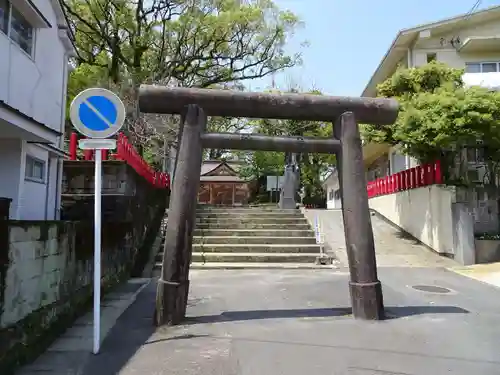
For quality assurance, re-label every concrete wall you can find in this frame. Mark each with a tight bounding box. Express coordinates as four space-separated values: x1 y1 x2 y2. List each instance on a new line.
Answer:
0 221 134 328
61 161 153 221
368 185 478 265
0 220 134 372
475 240 500 264
0 162 168 372
368 185 456 256
0 196 167 372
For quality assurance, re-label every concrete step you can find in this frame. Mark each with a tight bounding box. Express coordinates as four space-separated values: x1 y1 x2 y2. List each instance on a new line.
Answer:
189 262 341 270
196 223 311 230
196 217 308 225
194 243 321 253
191 252 322 263
193 229 316 237
155 245 322 263
196 212 304 218
197 207 299 213
193 236 317 245
151 263 340 275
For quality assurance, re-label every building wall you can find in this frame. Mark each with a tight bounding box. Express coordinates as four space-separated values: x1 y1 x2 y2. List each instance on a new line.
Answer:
0 139 22 219
0 0 67 139
364 16 500 175
324 171 341 209
411 19 500 70
0 1 70 220
198 182 249 205
365 154 390 181
19 143 54 220
389 149 408 174
0 141 57 220
325 184 341 209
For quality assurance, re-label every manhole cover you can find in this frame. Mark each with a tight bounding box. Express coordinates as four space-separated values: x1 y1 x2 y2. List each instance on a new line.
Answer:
412 285 451 294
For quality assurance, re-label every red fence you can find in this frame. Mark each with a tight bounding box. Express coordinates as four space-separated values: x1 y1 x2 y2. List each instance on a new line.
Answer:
68 132 170 189
367 160 442 198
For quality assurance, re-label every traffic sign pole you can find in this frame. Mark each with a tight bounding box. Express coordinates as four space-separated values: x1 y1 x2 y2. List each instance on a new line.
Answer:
93 150 102 355
70 88 125 355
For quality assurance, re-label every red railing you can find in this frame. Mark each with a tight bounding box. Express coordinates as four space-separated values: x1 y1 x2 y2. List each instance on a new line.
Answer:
68 132 170 189
367 160 442 198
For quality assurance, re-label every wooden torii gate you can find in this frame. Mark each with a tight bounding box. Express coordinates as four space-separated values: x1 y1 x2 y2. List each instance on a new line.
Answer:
138 86 399 326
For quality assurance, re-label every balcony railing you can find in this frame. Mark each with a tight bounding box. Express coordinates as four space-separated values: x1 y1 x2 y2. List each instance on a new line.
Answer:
367 160 442 198
68 132 170 189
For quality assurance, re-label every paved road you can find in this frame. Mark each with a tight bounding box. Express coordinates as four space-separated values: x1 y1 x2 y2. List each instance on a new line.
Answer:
303 209 457 268
81 269 500 375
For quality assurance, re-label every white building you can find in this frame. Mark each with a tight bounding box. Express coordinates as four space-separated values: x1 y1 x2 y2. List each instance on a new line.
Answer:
361 5 500 179
322 168 341 209
0 0 75 219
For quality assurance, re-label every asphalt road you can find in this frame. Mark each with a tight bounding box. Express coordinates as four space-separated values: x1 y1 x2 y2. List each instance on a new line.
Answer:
81 268 500 375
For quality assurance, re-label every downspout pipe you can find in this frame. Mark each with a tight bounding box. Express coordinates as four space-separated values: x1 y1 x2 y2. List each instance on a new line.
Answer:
54 54 72 219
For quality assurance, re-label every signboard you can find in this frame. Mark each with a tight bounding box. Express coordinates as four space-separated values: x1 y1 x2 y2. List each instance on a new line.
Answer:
70 87 126 139
78 138 117 150
266 175 285 191
69 88 125 355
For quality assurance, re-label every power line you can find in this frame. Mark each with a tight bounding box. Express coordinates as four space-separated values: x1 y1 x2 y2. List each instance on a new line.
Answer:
467 0 483 16
441 0 483 48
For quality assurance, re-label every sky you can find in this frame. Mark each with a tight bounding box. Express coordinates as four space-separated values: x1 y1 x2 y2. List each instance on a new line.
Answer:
247 0 500 96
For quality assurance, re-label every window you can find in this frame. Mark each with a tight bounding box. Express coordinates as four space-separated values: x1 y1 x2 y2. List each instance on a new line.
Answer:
465 62 500 73
467 141 485 164
25 155 45 183
328 189 334 200
10 6 33 55
0 1 34 56
0 0 8 34
426 53 437 63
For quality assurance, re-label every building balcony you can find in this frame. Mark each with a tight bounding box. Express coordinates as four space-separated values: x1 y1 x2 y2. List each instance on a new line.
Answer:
463 72 500 91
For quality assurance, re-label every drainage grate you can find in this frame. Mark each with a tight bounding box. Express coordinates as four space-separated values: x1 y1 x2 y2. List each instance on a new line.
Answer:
412 285 451 294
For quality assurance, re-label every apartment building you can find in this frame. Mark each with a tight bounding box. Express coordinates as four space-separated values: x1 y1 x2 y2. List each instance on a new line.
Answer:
361 5 500 181
0 0 75 219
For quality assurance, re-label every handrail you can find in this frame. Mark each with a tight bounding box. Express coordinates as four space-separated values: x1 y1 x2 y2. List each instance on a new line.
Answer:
68 132 170 189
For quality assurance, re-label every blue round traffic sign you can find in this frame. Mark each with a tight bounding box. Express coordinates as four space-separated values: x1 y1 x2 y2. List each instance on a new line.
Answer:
70 88 125 138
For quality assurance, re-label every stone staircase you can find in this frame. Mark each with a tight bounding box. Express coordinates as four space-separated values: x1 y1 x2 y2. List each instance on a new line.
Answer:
154 206 336 272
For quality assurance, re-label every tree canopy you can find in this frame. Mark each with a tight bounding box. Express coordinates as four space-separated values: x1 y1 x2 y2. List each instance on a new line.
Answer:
233 88 335 204
64 0 302 89
361 62 500 164
63 0 303 156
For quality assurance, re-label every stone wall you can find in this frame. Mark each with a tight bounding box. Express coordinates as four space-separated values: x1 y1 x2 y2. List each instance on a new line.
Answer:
0 220 134 372
61 161 145 221
0 161 168 373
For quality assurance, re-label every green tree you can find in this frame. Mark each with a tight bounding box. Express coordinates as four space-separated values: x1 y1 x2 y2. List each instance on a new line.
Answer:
64 0 303 156
236 88 335 203
239 150 284 179
362 62 500 166
64 0 301 87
